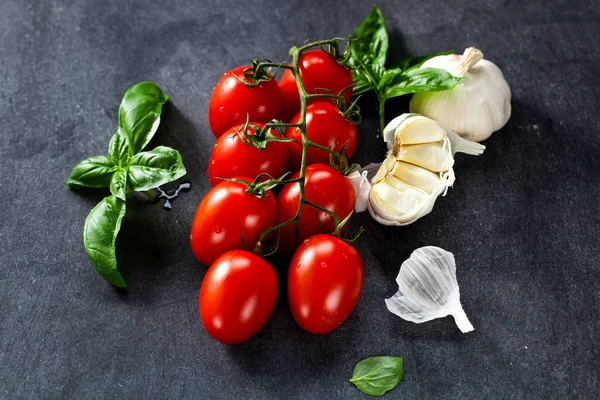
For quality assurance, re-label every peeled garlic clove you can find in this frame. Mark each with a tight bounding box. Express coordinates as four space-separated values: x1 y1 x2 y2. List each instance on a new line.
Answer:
410 47 511 142
392 162 442 194
398 142 454 173
385 246 474 333
397 114 447 145
370 176 428 220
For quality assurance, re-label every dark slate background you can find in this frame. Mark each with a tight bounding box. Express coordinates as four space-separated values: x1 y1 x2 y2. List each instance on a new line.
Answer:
1 0 599 398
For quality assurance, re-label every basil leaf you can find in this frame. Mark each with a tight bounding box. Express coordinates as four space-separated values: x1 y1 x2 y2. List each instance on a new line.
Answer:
350 58 386 96
351 68 377 96
109 167 128 201
66 155 116 188
108 129 130 165
118 82 169 156
83 195 127 288
379 67 464 99
349 356 404 396
349 5 388 68
127 146 186 191
347 6 388 96
390 50 454 71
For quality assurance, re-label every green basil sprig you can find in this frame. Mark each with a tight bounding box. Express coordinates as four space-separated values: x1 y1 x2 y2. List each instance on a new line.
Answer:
347 6 464 133
350 356 404 397
67 82 186 288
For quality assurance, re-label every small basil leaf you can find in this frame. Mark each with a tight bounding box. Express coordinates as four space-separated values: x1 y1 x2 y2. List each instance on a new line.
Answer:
349 356 404 396
351 68 376 96
109 167 128 201
349 5 388 68
380 67 464 99
108 129 130 165
83 195 127 288
390 50 454 71
127 146 186 191
66 155 116 188
118 82 169 156
350 55 386 96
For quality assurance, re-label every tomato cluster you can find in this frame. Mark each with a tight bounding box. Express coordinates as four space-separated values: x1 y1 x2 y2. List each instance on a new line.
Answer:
191 49 363 344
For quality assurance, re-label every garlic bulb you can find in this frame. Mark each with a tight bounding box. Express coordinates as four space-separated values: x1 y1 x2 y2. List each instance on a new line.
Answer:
410 47 511 142
385 246 474 333
369 114 484 226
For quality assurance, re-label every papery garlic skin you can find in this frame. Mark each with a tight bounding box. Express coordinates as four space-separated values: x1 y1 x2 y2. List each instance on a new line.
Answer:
410 47 511 142
385 246 474 333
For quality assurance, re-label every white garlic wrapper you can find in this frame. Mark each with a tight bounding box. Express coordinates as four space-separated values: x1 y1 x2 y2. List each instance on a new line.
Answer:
369 114 484 226
385 246 474 333
410 47 511 142
347 163 382 213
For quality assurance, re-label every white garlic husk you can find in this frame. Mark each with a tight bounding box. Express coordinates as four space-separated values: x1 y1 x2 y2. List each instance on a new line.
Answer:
347 163 381 213
410 47 511 142
368 114 485 226
385 246 474 333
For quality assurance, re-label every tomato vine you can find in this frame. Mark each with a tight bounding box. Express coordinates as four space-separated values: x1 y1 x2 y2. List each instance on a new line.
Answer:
232 38 361 255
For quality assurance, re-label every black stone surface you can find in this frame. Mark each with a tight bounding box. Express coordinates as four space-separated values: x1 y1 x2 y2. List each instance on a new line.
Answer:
1 0 599 398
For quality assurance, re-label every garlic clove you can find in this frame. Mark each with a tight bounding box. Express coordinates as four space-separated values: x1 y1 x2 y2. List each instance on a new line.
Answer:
392 161 442 194
370 177 428 219
397 142 454 173
385 246 474 333
409 47 511 142
397 115 447 145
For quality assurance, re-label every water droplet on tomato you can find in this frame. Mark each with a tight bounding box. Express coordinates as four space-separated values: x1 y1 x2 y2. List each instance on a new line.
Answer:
214 225 222 234
320 262 327 268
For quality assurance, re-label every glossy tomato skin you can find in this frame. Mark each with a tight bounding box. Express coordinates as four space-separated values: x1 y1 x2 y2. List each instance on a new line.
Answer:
288 234 363 334
279 50 353 122
208 66 282 138
276 164 356 255
200 250 278 344
207 123 289 187
284 102 357 171
190 178 276 267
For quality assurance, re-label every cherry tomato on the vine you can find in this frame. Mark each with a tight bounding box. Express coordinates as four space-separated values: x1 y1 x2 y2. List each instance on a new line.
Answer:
279 50 353 122
200 250 278 344
208 66 282 138
207 123 289 187
275 164 356 255
288 234 363 334
190 178 276 267
284 101 357 171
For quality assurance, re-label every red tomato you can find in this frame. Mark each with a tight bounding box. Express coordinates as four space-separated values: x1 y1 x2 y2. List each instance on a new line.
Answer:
190 178 276 267
200 250 278 344
288 234 363 334
208 66 282 138
279 50 353 122
284 102 357 171
275 164 356 254
207 123 289 187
